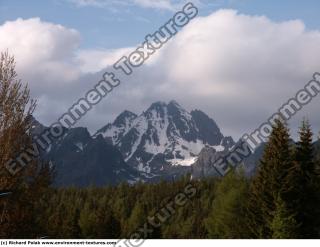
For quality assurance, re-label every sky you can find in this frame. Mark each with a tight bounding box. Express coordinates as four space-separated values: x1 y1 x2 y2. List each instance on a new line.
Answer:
1 0 320 140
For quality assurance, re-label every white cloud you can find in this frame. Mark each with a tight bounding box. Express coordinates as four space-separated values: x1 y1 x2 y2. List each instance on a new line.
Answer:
98 9 320 138
76 48 134 73
0 17 128 124
0 17 81 83
153 10 320 137
1 10 320 139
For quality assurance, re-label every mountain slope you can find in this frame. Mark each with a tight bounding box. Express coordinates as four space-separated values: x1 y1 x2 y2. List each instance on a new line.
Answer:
95 100 234 177
31 119 140 187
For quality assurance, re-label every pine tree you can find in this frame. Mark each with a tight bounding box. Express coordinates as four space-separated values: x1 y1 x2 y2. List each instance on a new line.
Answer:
294 119 320 237
271 194 298 239
296 120 314 170
78 201 99 238
125 200 146 237
62 207 81 238
95 196 121 238
205 169 250 238
246 119 295 238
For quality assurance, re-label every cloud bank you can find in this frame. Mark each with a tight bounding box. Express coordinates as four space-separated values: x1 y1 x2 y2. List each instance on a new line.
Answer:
1 9 320 139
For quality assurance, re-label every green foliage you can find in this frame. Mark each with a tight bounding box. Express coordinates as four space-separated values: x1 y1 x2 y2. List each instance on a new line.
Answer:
205 169 250 238
247 120 295 238
246 119 320 239
271 195 298 239
294 119 320 237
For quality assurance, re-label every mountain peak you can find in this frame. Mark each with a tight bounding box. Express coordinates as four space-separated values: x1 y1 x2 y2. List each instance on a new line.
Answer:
120 110 137 117
147 101 167 110
146 100 185 112
94 110 137 145
168 100 180 106
113 110 137 127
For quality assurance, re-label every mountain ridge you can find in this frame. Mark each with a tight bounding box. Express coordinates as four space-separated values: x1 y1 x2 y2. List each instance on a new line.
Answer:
32 100 238 186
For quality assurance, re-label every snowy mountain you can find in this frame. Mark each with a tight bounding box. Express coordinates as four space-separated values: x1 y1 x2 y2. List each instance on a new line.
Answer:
95 100 234 177
31 100 237 186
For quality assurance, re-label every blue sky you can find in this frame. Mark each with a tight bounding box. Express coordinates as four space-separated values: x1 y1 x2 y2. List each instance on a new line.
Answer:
1 0 320 49
1 0 320 139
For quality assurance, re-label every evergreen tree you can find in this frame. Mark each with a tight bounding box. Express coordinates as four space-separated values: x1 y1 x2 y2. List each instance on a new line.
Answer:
271 194 298 239
125 200 146 237
78 201 99 238
95 196 121 238
246 119 295 238
205 169 250 238
62 207 81 238
294 119 320 237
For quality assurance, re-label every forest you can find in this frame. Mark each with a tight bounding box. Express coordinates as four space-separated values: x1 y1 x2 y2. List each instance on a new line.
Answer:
1 52 320 239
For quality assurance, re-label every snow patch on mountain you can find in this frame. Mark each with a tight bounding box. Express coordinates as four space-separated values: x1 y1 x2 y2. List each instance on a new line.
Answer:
170 157 198 166
95 101 235 171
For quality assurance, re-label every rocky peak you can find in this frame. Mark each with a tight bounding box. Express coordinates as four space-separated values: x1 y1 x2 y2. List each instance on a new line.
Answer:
113 110 137 127
95 100 234 175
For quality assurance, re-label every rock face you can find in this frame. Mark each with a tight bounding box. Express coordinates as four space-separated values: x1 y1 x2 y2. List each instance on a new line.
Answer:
95 100 234 178
31 120 140 187
190 141 266 178
191 146 223 178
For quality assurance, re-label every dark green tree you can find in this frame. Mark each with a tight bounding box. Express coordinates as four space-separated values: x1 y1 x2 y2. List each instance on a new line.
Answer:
205 169 250 238
95 199 121 238
294 119 320 237
271 194 298 239
246 120 295 238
